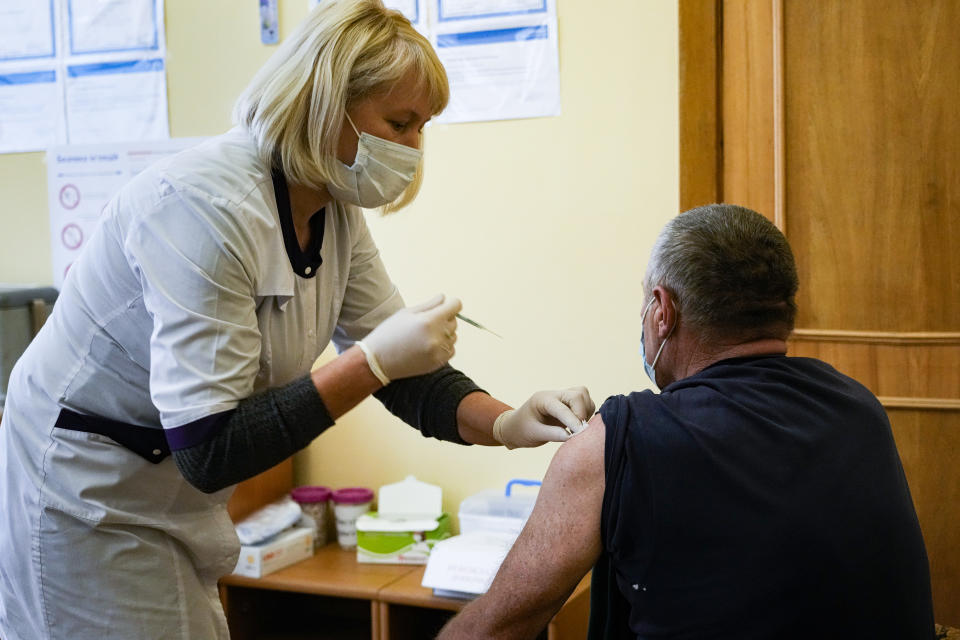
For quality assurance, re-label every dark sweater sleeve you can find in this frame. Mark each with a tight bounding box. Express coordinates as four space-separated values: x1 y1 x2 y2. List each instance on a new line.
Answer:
373 365 485 445
172 375 333 494
172 366 484 494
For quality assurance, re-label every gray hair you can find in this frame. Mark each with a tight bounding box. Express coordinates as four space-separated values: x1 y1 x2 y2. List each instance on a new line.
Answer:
643 204 799 341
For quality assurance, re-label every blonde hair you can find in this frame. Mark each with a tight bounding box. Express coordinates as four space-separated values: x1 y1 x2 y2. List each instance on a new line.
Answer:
233 0 449 212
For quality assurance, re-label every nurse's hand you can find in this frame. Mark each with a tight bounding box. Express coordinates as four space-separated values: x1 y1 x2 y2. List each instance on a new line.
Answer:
492 387 595 449
362 294 461 382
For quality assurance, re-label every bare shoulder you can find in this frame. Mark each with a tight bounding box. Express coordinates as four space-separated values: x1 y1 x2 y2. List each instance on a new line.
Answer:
525 413 606 540
547 413 606 486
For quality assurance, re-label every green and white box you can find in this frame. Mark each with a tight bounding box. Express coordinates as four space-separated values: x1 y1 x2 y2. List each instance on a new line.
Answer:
356 512 451 564
356 476 451 564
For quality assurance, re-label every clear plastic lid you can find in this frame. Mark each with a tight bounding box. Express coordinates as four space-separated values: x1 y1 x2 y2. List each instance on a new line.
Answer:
459 479 541 519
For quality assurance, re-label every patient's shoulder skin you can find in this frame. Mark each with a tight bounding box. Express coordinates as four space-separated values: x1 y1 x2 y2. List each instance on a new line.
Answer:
437 414 606 640
560 412 605 468
548 412 606 510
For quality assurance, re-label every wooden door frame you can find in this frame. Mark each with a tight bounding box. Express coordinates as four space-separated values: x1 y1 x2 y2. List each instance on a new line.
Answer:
679 0 786 230
679 0 723 211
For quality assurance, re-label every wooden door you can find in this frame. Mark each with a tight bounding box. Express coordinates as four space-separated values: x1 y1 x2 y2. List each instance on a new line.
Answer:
681 0 960 626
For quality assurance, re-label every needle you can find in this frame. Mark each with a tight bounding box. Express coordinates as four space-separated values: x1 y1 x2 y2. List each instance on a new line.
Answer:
456 313 503 339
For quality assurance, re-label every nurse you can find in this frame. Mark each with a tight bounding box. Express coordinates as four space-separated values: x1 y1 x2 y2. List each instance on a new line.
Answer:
0 1 593 638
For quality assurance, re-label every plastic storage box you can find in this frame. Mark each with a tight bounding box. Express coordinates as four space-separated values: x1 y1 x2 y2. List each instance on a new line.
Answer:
458 479 541 537
0 287 57 407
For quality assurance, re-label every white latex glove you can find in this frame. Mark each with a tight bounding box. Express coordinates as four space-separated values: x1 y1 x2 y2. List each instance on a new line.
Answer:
359 294 461 383
492 387 595 450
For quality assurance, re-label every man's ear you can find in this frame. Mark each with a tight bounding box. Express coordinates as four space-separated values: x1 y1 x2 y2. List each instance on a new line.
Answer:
652 286 678 339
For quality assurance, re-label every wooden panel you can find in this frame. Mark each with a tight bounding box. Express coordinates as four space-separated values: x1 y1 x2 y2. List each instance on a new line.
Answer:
379 601 454 640
787 336 960 401
720 0 776 221
887 408 960 628
227 458 294 523
376 566 464 612
679 0 722 210
783 0 960 332
222 586 375 640
547 576 592 640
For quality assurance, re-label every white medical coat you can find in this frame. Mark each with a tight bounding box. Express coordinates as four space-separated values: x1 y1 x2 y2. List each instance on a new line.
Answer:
0 128 403 639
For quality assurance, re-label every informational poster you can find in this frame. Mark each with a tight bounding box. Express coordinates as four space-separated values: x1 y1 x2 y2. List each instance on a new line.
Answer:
432 0 560 123
0 69 65 151
65 58 168 144
0 0 56 60
0 0 168 154
68 0 161 54
305 0 560 123
46 137 201 288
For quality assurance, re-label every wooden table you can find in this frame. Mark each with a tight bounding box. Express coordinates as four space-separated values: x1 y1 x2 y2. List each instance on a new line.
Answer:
219 544 590 640
375 564 590 640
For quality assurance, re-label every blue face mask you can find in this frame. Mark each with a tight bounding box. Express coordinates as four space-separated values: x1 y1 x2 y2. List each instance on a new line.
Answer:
640 296 671 389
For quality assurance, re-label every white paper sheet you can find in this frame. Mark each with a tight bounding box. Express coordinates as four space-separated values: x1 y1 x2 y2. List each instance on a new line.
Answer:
0 0 167 155
308 0 561 124
421 532 517 596
0 0 57 61
437 0 547 21
67 0 160 54
64 58 168 144
0 69 65 154
432 0 560 123
47 137 201 287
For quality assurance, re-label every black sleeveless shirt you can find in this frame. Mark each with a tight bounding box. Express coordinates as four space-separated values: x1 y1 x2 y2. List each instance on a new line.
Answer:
594 355 933 639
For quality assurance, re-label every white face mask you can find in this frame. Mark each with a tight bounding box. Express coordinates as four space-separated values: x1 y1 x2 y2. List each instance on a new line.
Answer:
639 296 675 390
327 114 422 208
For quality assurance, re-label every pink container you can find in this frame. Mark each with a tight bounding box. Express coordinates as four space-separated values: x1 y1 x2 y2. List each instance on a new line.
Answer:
291 485 332 550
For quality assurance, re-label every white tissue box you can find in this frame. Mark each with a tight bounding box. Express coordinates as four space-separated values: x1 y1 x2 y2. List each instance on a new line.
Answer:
355 475 449 564
233 526 314 578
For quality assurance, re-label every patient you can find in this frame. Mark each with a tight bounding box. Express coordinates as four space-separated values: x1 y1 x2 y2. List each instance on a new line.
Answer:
438 204 934 639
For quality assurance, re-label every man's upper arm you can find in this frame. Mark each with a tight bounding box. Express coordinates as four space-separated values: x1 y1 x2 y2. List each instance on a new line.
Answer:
438 413 607 640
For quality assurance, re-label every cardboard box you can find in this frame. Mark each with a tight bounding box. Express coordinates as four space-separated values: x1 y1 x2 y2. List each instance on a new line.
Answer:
233 526 314 578
356 512 451 564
